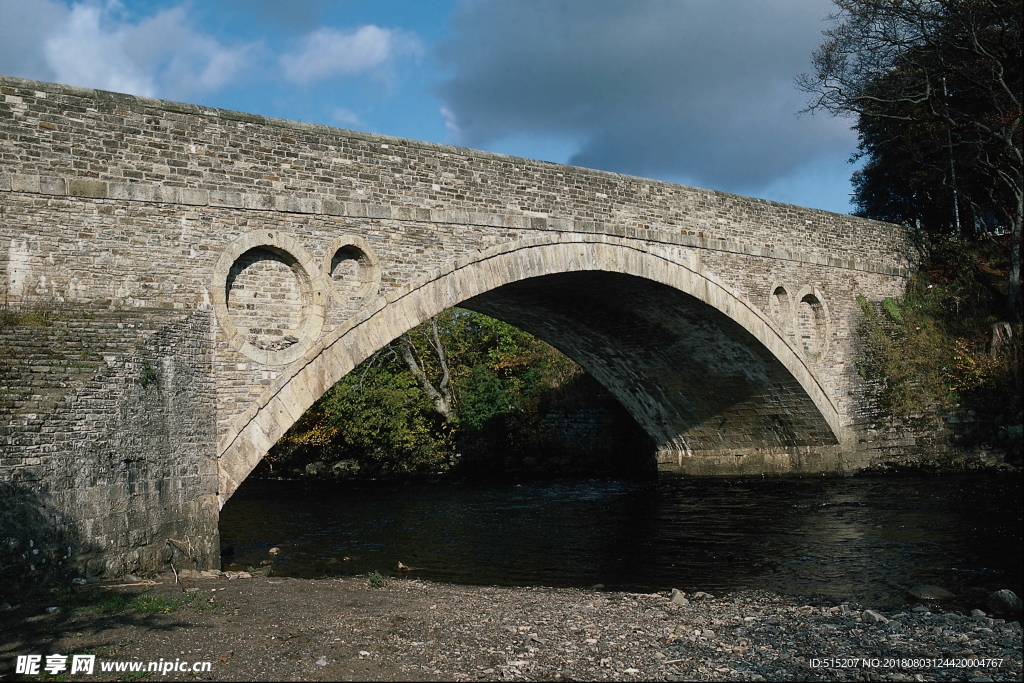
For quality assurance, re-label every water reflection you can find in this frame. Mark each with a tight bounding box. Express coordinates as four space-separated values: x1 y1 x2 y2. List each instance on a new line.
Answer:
220 473 1021 608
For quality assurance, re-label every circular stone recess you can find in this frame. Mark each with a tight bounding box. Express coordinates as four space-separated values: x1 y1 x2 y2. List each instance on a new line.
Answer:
323 235 381 314
227 247 304 350
211 230 327 367
794 285 831 362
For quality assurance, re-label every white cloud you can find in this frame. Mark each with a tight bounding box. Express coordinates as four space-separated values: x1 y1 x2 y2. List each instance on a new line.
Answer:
331 107 364 128
0 0 69 81
1 1 257 100
280 25 420 86
44 3 158 96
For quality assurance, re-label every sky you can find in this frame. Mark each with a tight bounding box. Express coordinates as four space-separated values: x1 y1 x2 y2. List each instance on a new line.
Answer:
0 0 860 213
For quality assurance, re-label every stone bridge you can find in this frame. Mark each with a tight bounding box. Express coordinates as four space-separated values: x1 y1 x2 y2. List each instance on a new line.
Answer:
0 75 917 580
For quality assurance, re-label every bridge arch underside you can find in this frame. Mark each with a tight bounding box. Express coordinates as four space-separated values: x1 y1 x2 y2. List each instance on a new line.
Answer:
217 240 844 504
461 271 839 471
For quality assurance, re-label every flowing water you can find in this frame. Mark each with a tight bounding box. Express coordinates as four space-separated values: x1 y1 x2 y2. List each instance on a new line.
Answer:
220 472 1022 609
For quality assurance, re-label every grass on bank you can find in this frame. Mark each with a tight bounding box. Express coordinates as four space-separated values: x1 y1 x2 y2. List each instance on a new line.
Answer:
56 588 199 615
367 570 389 589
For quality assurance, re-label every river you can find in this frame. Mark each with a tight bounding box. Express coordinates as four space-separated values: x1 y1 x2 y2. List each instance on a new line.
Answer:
220 472 1022 610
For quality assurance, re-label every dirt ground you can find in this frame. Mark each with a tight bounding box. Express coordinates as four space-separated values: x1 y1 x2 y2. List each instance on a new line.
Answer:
1 572 1021 682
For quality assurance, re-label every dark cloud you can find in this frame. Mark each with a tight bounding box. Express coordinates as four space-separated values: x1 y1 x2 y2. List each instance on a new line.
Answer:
435 0 852 194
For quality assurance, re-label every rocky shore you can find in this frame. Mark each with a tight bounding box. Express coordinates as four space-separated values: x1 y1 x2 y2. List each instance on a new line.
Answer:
1 573 1021 681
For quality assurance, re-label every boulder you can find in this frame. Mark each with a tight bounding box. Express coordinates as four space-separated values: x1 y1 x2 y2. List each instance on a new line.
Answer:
862 609 889 624
670 588 689 605
985 589 1022 615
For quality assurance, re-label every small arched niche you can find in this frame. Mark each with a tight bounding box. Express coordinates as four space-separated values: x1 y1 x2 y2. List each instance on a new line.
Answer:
226 246 307 351
768 284 793 337
794 286 831 362
323 235 380 314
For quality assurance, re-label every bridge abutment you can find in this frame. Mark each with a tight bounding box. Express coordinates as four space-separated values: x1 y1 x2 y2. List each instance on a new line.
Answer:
0 310 220 588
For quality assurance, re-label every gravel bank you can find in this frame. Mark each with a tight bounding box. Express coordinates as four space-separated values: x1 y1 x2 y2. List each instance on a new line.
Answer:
1 574 1020 681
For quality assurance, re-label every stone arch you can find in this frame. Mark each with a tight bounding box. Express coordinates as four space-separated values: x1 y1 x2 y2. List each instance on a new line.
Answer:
216 236 844 504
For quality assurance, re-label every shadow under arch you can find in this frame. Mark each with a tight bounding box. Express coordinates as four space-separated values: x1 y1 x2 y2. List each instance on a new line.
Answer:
217 236 844 505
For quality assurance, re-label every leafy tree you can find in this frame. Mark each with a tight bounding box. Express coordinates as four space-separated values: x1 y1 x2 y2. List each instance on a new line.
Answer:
798 0 1022 321
265 339 455 476
264 309 586 477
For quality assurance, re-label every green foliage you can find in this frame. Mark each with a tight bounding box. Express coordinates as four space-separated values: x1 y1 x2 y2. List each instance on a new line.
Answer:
856 244 1021 432
138 362 159 388
264 309 585 478
367 570 388 589
58 589 192 614
881 297 903 323
802 0 1022 237
801 0 1022 321
321 361 453 473
457 364 511 432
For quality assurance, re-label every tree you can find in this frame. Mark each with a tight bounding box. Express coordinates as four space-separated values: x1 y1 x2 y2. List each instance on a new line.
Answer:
397 319 456 426
797 0 1022 321
264 309 586 477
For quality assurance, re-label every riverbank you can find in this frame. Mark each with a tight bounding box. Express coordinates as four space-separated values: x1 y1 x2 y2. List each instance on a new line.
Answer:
1 574 1020 681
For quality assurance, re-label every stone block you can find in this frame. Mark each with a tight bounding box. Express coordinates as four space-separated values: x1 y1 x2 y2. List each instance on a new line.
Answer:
113 182 156 202
242 193 274 210
322 198 345 215
179 188 209 206
39 177 66 195
12 174 40 193
152 186 179 203
210 191 243 208
67 179 108 198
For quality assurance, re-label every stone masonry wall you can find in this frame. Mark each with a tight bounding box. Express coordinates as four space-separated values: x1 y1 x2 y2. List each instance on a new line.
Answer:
2 74 980 582
0 76 911 275
0 309 218 589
